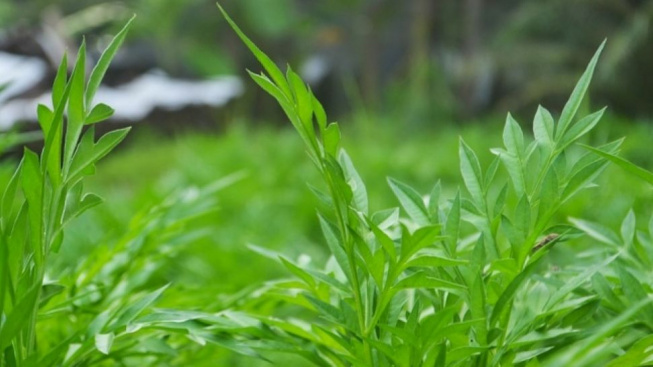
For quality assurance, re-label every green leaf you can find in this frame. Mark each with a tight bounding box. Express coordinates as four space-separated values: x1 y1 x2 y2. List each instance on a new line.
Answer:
319 215 351 280
52 53 68 107
42 63 72 182
218 4 291 98
444 191 461 255
538 166 559 217
459 138 484 206
404 253 468 268
68 127 131 182
36 104 54 137
95 333 115 355
581 144 653 185
558 108 606 150
109 284 169 330
371 208 399 229
467 272 488 344
435 342 447 366
1 158 22 227
569 217 620 247
61 193 104 229
513 328 578 348
494 149 526 198
561 160 608 201
304 295 345 326
514 347 555 364
312 92 327 132
248 71 292 108
339 150 368 213
573 139 622 171
203 336 268 362
471 234 486 268
323 123 341 157
400 225 444 261
555 40 605 140
370 221 397 263
545 255 617 310
605 334 653 367
39 283 65 308
135 310 219 325
21 148 43 264
493 184 508 218
85 103 115 125
591 273 623 310
279 257 316 289
514 194 531 242
620 210 636 247
387 177 430 226
533 105 555 149
0 285 40 350
428 180 441 224
394 271 466 294
287 68 314 138
503 113 524 159
369 248 386 288
64 40 87 171
86 16 135 108
485 154 501 188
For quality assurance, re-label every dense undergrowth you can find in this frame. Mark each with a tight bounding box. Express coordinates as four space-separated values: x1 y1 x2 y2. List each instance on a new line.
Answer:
0 5 652 366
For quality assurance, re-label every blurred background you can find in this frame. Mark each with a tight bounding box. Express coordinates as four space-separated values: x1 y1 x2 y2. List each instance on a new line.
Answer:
2 0 653 126
1 0 652 365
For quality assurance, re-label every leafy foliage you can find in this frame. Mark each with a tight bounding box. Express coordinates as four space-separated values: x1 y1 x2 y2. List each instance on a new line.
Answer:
215 5 653 366
0 17 246 367
1 5 652 366
0 18 136 366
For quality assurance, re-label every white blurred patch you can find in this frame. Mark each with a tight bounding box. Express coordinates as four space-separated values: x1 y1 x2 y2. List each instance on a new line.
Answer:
0 52 48 104
300 55 330 85
0 55 244 130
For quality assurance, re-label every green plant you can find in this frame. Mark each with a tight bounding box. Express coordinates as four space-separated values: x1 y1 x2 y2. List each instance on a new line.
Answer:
0 18 255 365
0 18 134 366
39 174 244 366
215 5 652 366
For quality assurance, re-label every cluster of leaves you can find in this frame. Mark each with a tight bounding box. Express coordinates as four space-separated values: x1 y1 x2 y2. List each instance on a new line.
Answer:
38 174 248 366
0 17 246 367
0 17 132 366
215 5 653 366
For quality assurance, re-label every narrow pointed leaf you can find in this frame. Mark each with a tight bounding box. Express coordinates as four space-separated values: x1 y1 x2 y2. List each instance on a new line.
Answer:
86 15 135 108
555 40 605 139
388 177 429 225
459 138 484 205
581 144 653 185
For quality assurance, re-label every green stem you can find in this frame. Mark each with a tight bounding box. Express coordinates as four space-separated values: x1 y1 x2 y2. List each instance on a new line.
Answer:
320 159 373 364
